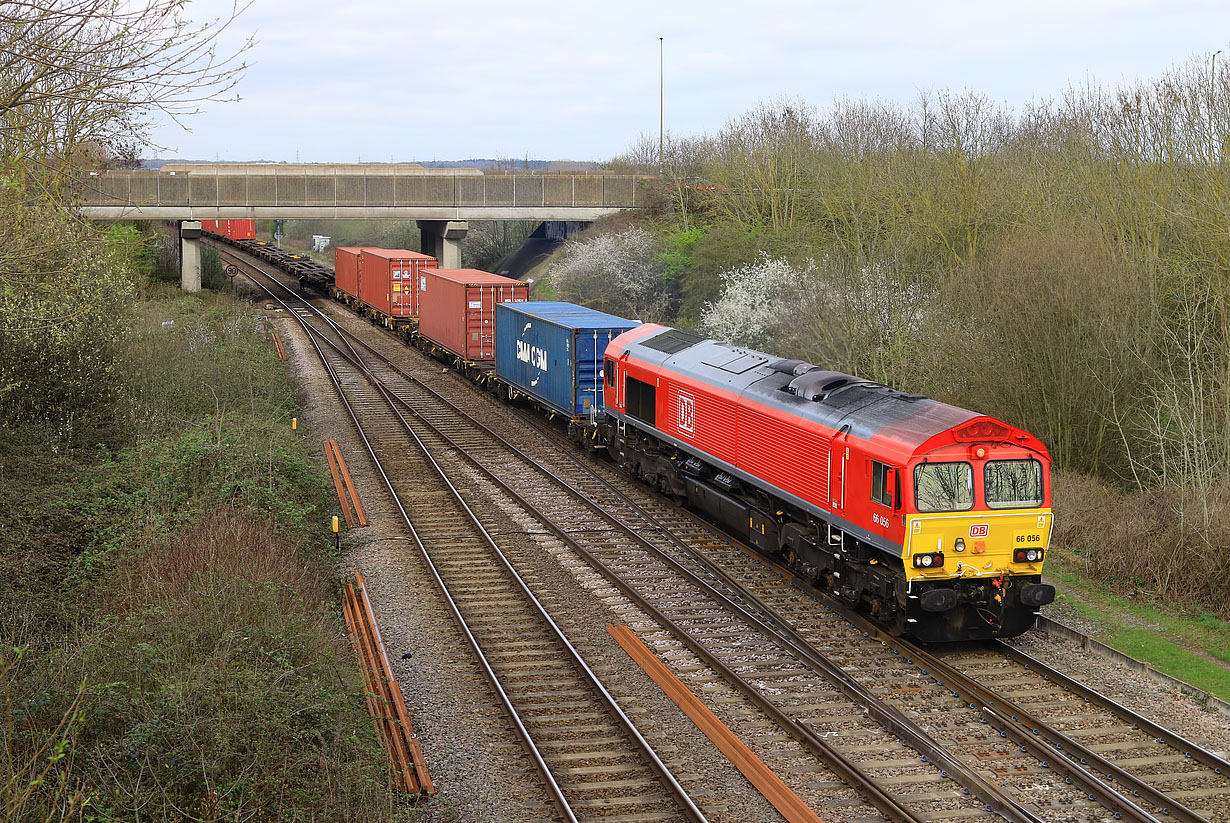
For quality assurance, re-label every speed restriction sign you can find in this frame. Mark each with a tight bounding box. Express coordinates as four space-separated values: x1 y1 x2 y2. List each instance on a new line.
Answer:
225 264 239 279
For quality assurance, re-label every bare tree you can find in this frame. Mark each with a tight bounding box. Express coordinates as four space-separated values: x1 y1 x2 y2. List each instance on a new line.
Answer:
705 100 819 231
1 0 251 169
0 0 251 326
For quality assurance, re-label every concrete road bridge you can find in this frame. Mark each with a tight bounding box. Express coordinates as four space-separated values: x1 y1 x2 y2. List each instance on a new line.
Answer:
79 163 647 287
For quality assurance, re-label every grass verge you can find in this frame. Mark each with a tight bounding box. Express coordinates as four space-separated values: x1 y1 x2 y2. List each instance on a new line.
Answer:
1044 561 1230 702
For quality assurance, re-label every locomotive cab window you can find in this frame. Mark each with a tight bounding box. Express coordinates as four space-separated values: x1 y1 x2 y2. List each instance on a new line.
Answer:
604 359 615 387
914 462 974 512
984 459 1044 509
871 461 892 507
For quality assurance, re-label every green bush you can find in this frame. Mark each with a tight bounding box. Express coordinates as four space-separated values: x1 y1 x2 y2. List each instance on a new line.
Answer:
1 290 397 821
0 212 143 445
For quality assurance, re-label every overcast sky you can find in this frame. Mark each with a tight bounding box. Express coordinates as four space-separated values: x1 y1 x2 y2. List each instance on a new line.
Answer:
149 0 1230 163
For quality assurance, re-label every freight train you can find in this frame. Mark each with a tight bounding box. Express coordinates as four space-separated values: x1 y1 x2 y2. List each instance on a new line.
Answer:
204 228 1056 643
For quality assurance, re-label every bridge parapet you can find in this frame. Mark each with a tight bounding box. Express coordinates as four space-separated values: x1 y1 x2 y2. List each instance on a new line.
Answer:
78 167 647 220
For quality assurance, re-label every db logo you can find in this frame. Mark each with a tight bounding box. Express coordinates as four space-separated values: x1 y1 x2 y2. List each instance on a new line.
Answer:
678 393 695 435
969 524 990 538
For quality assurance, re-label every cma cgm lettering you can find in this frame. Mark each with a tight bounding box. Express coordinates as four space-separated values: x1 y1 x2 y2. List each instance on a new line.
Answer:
516 335 549 377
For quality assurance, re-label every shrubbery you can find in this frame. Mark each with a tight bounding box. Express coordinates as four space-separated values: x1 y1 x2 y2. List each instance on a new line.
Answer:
548 227 675 321
0 208 145 445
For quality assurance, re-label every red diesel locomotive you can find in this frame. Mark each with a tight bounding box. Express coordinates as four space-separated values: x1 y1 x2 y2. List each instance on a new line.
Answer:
601 325 1056 643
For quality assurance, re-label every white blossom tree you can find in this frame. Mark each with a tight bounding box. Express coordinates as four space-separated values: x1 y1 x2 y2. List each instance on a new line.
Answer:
548 227 673 321
700 252 809 348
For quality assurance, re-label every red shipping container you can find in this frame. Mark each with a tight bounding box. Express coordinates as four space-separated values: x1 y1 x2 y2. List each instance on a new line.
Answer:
225 219 256 240
200 219 218 234
334 247 366 299
417 268 528 361
358 249 437 318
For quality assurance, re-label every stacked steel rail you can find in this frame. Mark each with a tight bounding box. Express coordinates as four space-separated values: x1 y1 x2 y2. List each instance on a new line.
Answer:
341 572 433 795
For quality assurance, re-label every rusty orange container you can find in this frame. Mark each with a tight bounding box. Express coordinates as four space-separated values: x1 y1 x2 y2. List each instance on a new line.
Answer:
417 268 528 361
358 249 437 318
334 247 366 300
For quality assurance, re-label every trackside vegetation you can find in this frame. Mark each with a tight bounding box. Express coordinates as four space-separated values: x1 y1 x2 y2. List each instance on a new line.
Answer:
561 55 1230 642
1 271 404 821
2 7 407 814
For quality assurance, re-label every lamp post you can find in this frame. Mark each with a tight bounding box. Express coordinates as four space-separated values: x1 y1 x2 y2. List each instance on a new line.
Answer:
1212 50 1222 160
659 36 664 174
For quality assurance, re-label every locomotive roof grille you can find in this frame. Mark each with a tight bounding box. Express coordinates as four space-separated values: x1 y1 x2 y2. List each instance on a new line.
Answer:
641 329 707 354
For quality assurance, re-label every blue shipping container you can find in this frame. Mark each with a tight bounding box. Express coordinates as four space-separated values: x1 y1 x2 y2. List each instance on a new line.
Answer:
495 302 640 418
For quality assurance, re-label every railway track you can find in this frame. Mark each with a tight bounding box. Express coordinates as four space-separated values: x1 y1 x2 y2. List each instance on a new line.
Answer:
240 265 706 822
222 244 1229 823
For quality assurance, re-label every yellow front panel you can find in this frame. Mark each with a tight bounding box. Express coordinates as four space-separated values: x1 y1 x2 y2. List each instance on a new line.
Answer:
903 509 1053 582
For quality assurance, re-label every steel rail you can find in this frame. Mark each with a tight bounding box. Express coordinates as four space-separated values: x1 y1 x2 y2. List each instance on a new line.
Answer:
890 639 1213 823
237 259 707 823
991 642 1230 776
703 535 1198 823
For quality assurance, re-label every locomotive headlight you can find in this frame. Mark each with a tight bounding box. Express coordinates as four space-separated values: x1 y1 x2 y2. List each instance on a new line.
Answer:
954 538 966 552
921 555 933 567
1026 549 1040 562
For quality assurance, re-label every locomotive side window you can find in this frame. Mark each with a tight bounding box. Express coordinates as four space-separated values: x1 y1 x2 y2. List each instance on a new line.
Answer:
604 359 615 387
914 462 974 512
984 459 1044 509
626 376 657 426
871 461 892 506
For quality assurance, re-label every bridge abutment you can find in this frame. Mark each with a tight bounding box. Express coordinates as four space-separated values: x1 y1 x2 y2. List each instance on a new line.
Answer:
180 221 202 293
417 220 468 268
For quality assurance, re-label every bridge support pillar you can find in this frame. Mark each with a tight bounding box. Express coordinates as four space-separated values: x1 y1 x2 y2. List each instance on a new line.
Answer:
417 220 468 268
180 220 202 293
